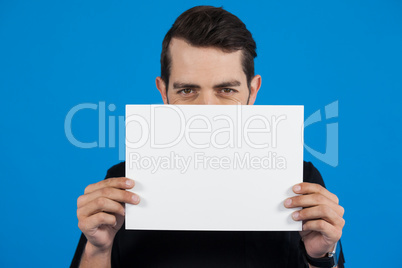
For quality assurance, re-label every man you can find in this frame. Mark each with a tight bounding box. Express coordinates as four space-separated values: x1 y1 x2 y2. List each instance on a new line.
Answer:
71 5 345 268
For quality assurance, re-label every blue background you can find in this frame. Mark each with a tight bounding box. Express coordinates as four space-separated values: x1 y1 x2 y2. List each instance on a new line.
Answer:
1 1 401 267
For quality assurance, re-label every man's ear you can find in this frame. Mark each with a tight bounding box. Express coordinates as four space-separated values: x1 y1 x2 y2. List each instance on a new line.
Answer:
155 76 168 104
247 74 262 105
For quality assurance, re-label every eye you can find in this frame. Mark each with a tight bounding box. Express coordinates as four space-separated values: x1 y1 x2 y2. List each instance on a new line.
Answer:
220 88 237 94
178 88 194 95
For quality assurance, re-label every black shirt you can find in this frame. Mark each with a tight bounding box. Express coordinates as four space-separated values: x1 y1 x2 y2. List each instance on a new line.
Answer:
71 161 345 268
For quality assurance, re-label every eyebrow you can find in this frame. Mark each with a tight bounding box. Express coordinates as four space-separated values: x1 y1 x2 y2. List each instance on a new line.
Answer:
172 80 241 90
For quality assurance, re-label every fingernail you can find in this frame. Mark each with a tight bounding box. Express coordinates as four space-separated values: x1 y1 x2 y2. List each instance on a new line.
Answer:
285 198 292 207
292 211 299 220
293 185 301 193
132 194 139 203
126 179 134 187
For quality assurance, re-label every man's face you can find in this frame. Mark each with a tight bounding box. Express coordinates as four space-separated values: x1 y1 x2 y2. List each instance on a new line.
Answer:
156 38 261 105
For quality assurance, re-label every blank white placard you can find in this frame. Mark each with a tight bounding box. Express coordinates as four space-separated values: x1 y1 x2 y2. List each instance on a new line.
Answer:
125 105 303 231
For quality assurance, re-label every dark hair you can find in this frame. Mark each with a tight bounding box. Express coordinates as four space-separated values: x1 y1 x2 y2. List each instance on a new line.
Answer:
160 5 257 90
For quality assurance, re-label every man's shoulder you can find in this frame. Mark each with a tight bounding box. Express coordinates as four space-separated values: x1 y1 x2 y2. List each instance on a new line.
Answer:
105 161 126 179
303 161 326 188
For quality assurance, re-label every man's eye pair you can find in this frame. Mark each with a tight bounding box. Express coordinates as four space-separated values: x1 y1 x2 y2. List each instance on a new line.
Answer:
178 88 236 94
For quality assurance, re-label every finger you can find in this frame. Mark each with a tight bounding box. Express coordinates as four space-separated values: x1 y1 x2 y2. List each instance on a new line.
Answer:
292 205 346 228
84 177 135 195
77 197 126 219
78 187 140 208
293 183 339 204
284 193 344 216
302 219 343 243
78 212 117 233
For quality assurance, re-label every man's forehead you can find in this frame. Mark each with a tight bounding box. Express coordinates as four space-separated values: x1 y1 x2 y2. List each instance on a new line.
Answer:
168 38 245 82
169 38 243 65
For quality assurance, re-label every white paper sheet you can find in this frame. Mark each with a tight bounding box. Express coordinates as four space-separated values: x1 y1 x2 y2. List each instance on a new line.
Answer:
125 105 303 231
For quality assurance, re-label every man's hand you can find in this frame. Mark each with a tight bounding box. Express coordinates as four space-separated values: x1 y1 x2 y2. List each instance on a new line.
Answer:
77 177 140 254
284 182 345 258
